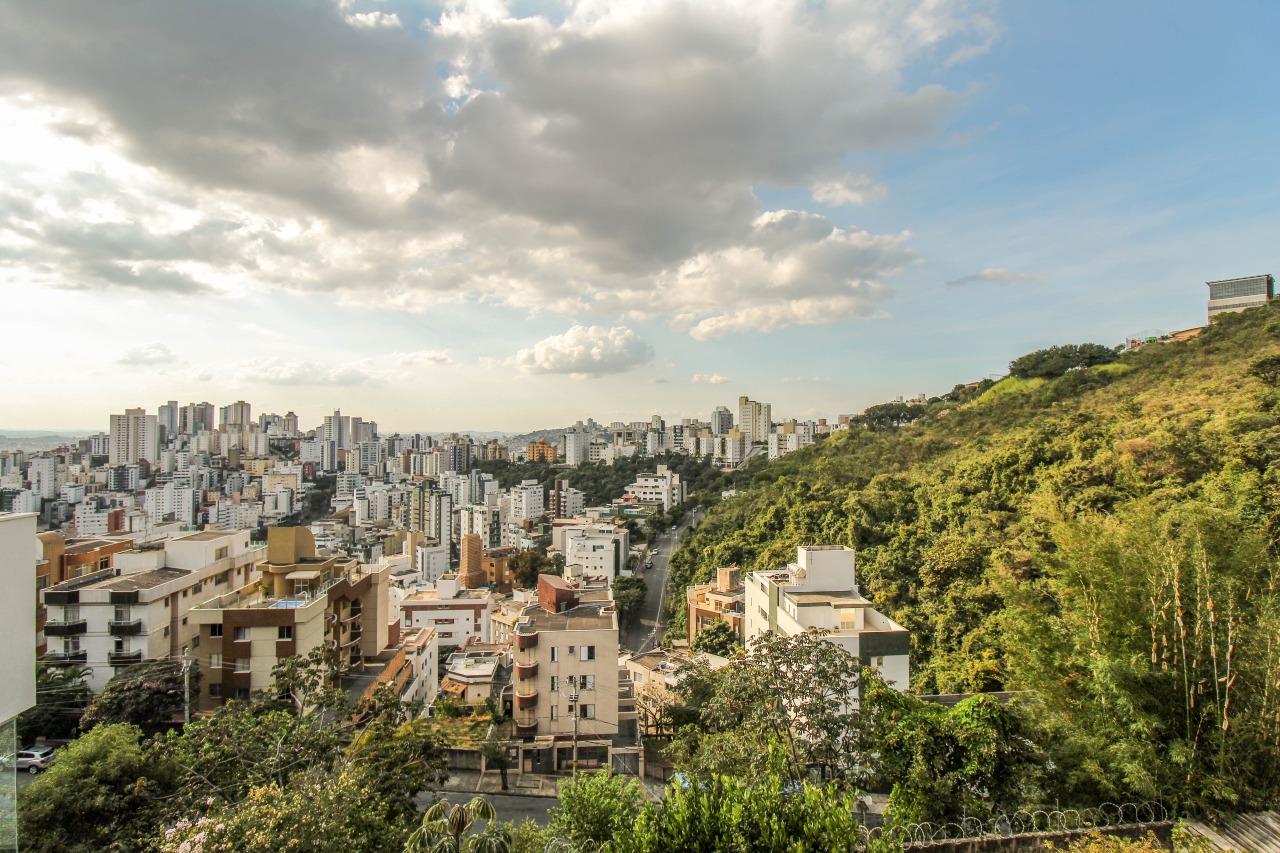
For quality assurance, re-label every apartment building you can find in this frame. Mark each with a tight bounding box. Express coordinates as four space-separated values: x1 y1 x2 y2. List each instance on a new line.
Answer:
460 535 521 593
35 534 135 655
1 512 37 849
737 396 772 445
189 527 392 710
526 438 558 463
624 465 685 513
109 407 160 466
398 573 499 646
511 575 633 773
685 566 745 647
438 640 512 707
743 545 910 690
559 523 631 584
1206 274 1274 318
42 530 266 692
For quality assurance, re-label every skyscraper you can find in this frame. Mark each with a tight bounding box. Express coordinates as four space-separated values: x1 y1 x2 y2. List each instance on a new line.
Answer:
109 408 159 465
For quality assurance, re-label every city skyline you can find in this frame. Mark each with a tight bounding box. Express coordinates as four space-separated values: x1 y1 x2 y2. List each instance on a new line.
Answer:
2 1 1277 430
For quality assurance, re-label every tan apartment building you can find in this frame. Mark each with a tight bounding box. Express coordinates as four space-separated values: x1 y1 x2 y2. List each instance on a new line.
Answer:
685 566 745 647
189 527 393 710
398 573 500 647
511 575 635 773
42 530 265 692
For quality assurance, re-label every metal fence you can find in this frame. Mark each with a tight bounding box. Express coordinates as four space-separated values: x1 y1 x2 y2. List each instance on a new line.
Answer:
859 802 1171 848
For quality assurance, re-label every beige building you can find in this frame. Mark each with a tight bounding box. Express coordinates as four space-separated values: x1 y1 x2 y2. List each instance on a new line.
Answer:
439 640 511 707
42 529 266 693
189 527 393 710
511 575 635 773
398 573 500 647
685 566 745 647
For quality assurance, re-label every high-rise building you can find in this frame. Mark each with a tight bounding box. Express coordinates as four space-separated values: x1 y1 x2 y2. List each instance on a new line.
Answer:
109 408 160 465
563 429 590 467
737 396 771 445
158 401 179 439
1206 274 1274 319
219 401 252 429
179 402 215 436
711 406 734 436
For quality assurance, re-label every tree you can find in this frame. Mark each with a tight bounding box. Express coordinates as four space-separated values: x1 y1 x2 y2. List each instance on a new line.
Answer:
478 720 514 791
405 796 510 853
157 767 413 853
547 770 644 848
19 662 93 742
1247 354 1280 386
613 774 864 853
689 621 741 658
18 723 175 853
1009 343 1117 379
667 630 874 787
612 576 647 628
80 659 198 734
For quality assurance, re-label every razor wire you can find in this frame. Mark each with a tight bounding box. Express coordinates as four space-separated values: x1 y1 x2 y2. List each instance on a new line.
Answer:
856 801 1170 848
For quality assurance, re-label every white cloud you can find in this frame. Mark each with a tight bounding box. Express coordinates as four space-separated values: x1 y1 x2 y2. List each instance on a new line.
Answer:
514 325 653 379
116 342 178 366
240 358 372 386
392 349 454 368
0 0 990 336
691 373 732 385
946 268 1044 287
810 172 888 207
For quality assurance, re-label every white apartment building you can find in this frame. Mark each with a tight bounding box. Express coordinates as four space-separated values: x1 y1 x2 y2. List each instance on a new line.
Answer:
27 456 58 500
737 396 772 445
563 429 591 467
415 538 450 584
711 406 734 435
559 523 631 583
744 545 910 691
507 480 546 524
625 465 685 513
398 573 499 646
42 530 266 692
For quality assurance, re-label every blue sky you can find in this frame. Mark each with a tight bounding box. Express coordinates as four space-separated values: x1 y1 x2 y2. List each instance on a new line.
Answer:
1 1 1276 432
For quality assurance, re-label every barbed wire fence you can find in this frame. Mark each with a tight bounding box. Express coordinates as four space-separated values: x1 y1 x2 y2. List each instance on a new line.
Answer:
858 802 1171 848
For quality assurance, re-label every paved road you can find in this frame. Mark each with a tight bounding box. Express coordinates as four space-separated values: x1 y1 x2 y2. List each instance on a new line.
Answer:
623 508 703 654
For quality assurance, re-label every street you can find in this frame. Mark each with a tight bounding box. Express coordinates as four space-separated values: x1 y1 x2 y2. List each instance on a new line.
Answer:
623 508 702 654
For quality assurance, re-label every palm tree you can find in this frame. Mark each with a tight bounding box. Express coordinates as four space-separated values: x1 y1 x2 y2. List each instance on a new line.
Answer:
404 796 510 853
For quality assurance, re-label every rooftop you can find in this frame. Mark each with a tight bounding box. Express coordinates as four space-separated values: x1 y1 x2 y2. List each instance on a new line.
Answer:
518 601 616 632
788 591 871 607
177 530 237 542
48 566 189 593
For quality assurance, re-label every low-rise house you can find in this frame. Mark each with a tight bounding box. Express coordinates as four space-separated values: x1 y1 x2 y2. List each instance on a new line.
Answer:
685 566 745 647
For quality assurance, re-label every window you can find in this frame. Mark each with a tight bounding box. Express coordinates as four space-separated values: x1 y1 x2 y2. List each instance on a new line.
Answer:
233 627 248 642
234 688 250 700
579 704 595 720
181 617 188 626
193 582 202 594
550 706 558 721
209 683 222 698
567 675 577 687
163 626 170 638
210 653 223 670
192 635 200 648
215 546 229 560
209 624 223 637
277 626 293 641
182 589 188 598
234 658 250 673
164 596 171 608
580 646 595 661
568 646 575 654
550 676 559 692
551 647 559 662
581 675 596 691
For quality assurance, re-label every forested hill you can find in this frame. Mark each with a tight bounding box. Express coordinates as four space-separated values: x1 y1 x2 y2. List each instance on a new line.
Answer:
669 302 1280 810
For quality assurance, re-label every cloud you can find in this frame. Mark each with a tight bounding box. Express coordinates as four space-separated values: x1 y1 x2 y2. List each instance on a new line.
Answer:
810 172 888 207
0 0 991 331
392 349 453 368
116 342 178 365
691 373 732 385
240 358 372 386
513 325 653 379
945 268 1044 287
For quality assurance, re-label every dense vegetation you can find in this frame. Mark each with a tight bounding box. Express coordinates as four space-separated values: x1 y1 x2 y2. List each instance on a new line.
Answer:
667 303 1280 815
475 451 753 507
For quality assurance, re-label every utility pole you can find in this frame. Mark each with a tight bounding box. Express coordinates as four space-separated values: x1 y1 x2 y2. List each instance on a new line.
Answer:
181 648 192 725
570 690 579 779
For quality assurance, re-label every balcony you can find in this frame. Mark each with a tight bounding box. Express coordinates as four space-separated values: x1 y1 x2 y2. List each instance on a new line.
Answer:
108 650 144 666
514 661 539 679
515 631 538 650
41 650 87 665
108 619 143 636
43 619 87 637
514 712 538 738
515 690 539 711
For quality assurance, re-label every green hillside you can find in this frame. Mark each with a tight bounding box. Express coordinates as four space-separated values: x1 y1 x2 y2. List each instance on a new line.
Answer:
669 303 1280 813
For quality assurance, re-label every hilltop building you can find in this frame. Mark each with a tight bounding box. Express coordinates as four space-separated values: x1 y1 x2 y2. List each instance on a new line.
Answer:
1207 274 1274 319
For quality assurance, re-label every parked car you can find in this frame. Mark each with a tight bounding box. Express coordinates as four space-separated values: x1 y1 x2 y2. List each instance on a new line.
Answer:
16 746 56 774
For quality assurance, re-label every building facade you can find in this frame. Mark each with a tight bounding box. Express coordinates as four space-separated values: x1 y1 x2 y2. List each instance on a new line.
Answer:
1207 274 1274 318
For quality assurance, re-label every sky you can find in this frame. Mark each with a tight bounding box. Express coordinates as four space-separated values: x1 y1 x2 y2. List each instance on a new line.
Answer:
1 0 1277 433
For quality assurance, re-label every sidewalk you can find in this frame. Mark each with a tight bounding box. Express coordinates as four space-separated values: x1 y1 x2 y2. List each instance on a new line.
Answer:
432 770 564 797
